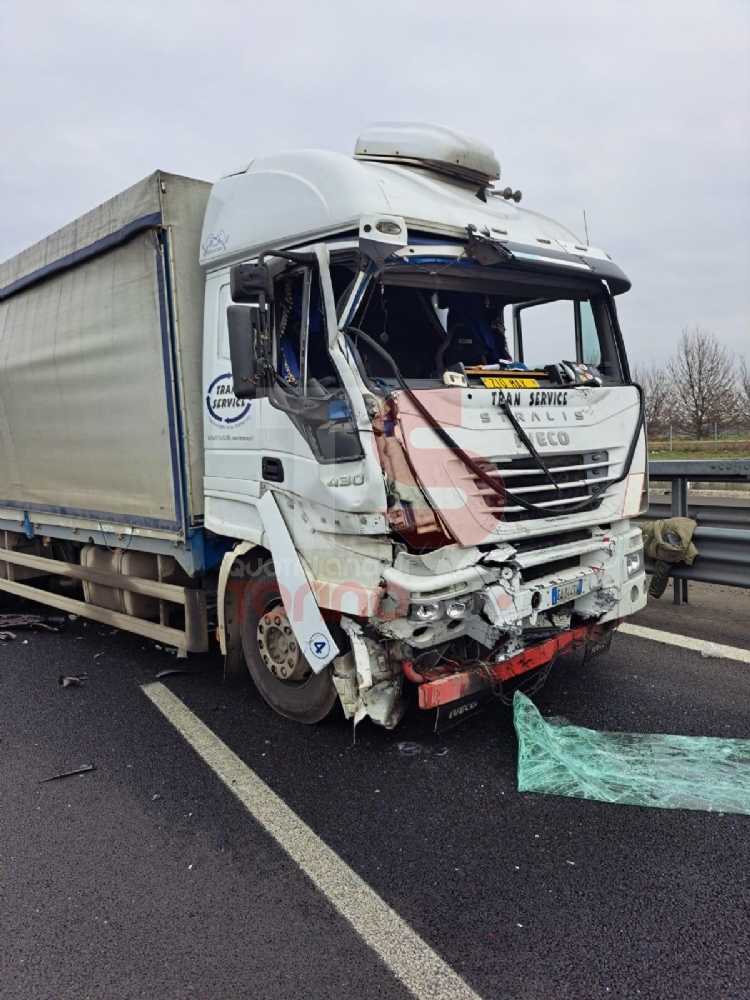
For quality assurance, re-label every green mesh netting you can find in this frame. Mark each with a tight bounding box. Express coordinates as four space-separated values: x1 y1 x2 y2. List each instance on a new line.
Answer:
513 691 750 815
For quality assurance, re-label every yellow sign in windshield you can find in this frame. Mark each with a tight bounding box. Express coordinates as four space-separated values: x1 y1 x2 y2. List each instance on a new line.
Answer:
480 376 540 389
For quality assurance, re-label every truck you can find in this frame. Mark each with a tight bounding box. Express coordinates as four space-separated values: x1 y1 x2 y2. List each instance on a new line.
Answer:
0 122 648 730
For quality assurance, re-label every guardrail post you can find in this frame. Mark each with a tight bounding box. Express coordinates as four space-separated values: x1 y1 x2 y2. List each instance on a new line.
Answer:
671 477 689 604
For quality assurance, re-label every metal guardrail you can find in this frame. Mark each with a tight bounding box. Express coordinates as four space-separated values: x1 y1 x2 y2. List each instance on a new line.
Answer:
648 459 750 480
644 497 750 530
641 460 750 604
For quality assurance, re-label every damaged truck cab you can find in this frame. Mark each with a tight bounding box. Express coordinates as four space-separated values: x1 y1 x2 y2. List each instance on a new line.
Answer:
204 123 648 728
0 122 647 730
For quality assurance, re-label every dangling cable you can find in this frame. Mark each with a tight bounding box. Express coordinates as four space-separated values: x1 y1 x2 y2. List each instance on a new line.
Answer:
346 326 644 516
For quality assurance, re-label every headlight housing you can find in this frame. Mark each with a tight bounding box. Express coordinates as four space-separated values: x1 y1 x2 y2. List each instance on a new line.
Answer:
413 602 442 622
626 550 644 578
446 600 468 618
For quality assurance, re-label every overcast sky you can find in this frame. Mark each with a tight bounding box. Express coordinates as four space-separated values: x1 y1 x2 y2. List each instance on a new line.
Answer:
1 0 748 364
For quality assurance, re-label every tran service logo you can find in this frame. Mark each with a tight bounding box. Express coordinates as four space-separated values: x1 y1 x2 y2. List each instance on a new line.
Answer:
206 373 252 427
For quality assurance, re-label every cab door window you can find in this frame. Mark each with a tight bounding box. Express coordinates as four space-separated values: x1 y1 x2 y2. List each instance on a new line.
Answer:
273 270 340 391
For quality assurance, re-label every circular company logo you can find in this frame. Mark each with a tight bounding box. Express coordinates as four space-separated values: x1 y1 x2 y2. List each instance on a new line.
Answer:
205 373 252 427
309 633 330 660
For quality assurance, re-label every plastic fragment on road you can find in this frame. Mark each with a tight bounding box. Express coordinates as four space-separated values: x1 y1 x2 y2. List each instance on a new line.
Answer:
513 691 750 815
38 763 96 783
701 642 726 659
59 674 87 687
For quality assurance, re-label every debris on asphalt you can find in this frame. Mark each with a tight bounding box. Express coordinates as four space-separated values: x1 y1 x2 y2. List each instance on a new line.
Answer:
0 630 16 641
59 674 87 687
155 667 196 679
514 690 750 815
93 652 105 660
38 763 96 783
396 742 423 756
0 613 65 632
151 793 162 802
701 642 726 659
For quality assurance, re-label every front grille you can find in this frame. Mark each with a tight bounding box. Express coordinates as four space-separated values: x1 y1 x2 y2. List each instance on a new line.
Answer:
522 554 580 584
462 451 611 523
512 528 591 555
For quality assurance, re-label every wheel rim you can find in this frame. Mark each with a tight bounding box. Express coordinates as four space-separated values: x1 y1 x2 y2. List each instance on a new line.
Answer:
256 604 311 684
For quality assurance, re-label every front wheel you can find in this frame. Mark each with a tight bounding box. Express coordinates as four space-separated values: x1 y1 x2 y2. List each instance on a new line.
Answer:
239 560 338 724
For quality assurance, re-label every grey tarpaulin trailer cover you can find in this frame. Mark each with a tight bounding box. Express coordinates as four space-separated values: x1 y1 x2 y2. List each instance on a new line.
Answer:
0 172 211 567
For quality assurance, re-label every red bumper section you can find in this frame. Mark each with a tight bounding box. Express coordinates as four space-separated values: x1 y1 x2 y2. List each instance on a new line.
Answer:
414 621 619 711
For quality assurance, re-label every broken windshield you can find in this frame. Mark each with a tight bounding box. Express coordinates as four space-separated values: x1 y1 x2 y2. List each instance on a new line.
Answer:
341 256 624 386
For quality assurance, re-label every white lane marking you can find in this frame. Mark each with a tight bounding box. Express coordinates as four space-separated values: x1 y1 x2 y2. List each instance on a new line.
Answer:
619 623 750 664
142 682 483 1000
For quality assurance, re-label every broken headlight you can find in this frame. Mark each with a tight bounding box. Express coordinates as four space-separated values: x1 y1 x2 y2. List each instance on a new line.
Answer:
413 602 442 622
626 550 644 578
446 600 469 618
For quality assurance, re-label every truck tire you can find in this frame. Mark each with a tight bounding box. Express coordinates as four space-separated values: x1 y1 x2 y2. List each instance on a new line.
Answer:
238 559 338 724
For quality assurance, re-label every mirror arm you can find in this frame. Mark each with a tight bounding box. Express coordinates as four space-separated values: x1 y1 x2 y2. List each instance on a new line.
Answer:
259 248 317 266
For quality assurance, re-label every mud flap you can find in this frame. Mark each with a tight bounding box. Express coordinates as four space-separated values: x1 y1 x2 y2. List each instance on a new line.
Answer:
582 627 614 665
435 690 492 733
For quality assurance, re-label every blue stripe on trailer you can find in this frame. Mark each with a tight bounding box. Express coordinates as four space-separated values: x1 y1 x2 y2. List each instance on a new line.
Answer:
153 229 188 534
0 212 164 301
0 497 182 532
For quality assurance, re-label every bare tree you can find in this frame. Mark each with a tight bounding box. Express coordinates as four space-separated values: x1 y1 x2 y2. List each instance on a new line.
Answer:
666 327 736 438
633 361 675 438
738 355 750 430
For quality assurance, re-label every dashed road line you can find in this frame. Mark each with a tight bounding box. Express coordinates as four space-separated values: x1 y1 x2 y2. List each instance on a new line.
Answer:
619 623 750 663
142 681 483 1000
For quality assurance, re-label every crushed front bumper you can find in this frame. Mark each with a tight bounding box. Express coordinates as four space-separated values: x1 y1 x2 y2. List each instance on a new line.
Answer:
415 620 620 715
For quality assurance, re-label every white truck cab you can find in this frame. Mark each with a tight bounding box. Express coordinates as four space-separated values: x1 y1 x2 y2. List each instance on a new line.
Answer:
201 123 647 729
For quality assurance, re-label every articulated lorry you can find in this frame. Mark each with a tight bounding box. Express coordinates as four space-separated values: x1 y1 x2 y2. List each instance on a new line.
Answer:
0 123 647 729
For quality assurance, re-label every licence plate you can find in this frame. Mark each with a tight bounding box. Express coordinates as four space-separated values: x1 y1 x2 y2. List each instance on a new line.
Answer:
551 579 584 605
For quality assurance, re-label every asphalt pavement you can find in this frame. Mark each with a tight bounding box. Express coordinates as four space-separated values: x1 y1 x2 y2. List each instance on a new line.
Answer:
1 600 749 1000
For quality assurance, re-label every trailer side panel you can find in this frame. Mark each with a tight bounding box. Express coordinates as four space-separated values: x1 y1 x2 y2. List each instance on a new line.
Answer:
0 171 210 534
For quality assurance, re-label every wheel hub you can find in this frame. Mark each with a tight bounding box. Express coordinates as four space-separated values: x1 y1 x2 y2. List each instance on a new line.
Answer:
257 608 308 682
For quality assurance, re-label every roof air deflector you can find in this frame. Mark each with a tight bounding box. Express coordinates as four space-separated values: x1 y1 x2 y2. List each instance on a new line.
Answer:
354 122 501 187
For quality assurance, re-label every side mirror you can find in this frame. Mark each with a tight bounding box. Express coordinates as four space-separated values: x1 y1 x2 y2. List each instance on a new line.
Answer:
227 304 260 398
230 262 274 303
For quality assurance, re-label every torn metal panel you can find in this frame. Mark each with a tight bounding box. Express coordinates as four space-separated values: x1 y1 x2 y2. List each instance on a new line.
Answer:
372 397 447 541
256 491 339 670
334 620 406 729
275 495 392 618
